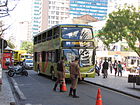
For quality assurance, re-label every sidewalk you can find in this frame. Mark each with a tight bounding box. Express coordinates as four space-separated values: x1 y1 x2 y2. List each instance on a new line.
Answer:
85 70 140 99
0 70 16 105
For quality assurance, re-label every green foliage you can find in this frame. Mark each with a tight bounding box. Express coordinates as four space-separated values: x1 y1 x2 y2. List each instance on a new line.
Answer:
98 5 140 57
20 41 33 54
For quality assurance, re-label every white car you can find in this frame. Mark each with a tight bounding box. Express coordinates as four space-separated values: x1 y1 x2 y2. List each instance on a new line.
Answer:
23 59 33 69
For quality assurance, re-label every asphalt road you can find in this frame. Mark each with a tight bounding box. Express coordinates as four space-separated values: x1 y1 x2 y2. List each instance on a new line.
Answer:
11 70 140 105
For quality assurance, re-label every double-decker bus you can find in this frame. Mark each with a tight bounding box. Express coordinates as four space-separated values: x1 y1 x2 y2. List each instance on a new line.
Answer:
33 24 96 80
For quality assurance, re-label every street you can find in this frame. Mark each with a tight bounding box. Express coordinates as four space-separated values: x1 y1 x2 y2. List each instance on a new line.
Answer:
9 70 140 105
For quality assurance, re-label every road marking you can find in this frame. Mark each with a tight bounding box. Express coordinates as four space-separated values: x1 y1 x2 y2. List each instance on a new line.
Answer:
10 78 26 100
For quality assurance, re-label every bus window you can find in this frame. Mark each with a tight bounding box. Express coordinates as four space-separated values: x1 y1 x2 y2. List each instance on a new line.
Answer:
52 51 55 62
34 36 37 44
47 30 52 40
34 52 37 62
63 49 93 67
55 49 60 62
38 35 42 43
53 27 59 39
61 27 93 40
42 51 46 62
48 52 52 61
37 52 41 62
42 33 47 42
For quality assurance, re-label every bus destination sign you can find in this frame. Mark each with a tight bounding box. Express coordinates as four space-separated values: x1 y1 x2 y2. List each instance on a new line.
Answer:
62 41 94 47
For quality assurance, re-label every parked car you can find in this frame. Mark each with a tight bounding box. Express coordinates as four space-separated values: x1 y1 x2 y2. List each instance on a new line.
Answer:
23 59 33 69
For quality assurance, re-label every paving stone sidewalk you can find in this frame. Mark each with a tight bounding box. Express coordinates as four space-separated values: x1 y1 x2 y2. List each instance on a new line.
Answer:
0 70 16 105
85 71 140 99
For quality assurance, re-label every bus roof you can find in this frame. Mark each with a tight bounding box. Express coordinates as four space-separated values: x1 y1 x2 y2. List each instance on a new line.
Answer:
33 24 93 37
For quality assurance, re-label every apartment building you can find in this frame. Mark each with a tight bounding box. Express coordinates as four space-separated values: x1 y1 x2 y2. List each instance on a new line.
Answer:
32 0 109 36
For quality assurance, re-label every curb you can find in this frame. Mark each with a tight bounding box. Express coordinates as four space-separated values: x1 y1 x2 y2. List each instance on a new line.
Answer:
84 80 140 99
7 75 26 100
1 71 16 105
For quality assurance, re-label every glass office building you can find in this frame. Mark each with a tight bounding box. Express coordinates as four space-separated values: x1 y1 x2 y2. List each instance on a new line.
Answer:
70 0 108 20
32 0 42 36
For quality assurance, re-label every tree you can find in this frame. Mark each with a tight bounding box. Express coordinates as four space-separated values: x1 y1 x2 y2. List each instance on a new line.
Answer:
98 5 140 57
0 0 19 18
0 0 20 37
20 41 33 54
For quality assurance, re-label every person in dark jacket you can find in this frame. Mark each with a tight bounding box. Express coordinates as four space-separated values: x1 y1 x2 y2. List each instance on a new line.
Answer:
53 57 65 92
102 59 109 78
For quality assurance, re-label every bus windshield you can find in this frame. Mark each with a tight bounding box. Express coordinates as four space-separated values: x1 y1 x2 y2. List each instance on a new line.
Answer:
61 27 93 39
63 49 93 67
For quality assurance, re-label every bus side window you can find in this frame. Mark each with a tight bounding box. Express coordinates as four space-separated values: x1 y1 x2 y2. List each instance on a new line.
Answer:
47 30 52 40
34 52 37 62
42 51 46 62
48 52 52 62
53 27 59 39
42 33 47 42
52 51 55 62
34 36 37 44
38 35 42 43
55 49 60 62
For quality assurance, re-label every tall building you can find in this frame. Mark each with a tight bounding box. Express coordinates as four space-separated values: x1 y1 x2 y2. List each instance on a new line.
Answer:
70 0 108 20
32 0 42 36
32 0 109 36
32 0 70 36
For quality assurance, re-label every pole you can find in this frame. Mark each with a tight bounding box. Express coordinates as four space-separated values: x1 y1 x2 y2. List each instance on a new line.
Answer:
0 39 3 91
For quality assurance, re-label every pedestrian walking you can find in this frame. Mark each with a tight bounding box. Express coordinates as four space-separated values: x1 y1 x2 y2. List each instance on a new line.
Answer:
95 64 100 76
69 57 82 98
113 60 118 77
109 61 113 74
118 61 123 77
99 60 102 70
102 59 109 78
53 57 66 92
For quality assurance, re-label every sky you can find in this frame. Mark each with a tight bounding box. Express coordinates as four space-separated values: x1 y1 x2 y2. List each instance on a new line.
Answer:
2 0 32 39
